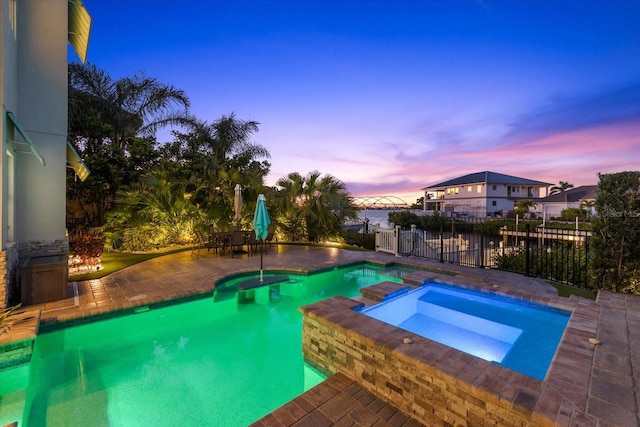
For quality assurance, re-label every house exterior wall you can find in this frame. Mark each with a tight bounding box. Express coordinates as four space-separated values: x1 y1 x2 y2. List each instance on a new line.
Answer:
15 0 67 242
424 181 548 217
1 0 69 307
540 202 585 220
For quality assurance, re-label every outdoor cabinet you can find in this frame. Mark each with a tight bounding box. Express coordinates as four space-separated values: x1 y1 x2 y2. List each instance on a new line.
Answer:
20 255 68 305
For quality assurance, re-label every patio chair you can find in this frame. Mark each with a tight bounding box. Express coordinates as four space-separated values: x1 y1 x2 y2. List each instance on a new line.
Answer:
191 229 207 258
210 231 230 255
265 224 277 252
247 230 261 256
229 230 246 258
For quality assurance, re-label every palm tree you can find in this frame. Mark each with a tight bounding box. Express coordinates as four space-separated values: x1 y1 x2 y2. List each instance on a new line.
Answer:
69 62 193 153
273 172 306 240
411 196 425 209
191 113 270 178
275 171 358 242
165 114 271 223
550 181 574 203
580 200 595 220
514 199 537 217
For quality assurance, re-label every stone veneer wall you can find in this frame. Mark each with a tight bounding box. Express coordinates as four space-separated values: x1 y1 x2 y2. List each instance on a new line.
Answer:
3 244 19 309
0 250 6 309
301 295 596 427
2 239 69 307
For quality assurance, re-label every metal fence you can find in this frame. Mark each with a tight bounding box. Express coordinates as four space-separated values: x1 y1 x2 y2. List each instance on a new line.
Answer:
377 223 592 289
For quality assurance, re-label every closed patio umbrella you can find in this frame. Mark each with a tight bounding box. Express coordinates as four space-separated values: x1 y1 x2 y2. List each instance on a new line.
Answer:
253 194 270 282
235 193 286 295
233 184 243 224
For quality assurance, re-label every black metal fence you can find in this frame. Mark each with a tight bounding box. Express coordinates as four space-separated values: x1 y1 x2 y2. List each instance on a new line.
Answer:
394 222 592 289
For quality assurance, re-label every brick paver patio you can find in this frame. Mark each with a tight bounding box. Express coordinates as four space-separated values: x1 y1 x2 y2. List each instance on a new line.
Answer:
6 245 638 426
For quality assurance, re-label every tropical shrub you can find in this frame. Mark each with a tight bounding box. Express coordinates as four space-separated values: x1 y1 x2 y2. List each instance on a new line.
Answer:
342 230 375 250
70 235 107 267
0 304 21 335
120 226 171 252
493 243 591 288
591 171 640 292
560 207 583 221
493 247 527 273
104 169 203 251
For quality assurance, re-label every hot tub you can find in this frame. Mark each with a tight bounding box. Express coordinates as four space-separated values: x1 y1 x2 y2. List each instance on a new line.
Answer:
358 282 570 380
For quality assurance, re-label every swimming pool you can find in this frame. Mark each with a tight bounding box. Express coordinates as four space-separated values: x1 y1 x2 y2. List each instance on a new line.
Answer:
359 281 570 380
0 263 410 427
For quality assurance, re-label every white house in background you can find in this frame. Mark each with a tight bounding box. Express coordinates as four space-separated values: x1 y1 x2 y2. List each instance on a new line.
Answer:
537 185 598 220
421 171 551 218
1 0 91 308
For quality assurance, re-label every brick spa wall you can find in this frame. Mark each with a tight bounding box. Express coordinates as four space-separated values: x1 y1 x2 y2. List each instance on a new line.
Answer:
301 295 597 427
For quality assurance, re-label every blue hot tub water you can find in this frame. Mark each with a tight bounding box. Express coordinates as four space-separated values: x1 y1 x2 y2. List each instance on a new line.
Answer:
360 282 570 380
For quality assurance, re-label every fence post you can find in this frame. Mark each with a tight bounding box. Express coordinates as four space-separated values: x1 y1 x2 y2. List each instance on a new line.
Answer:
525 223 531 276
584 230 589 289
374 224 379 252
410 224 416 256
479 224 484 267
439 232 444 263
363 219 369 247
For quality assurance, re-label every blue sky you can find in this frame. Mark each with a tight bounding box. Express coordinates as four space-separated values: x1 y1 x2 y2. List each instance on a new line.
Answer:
75 0 640 203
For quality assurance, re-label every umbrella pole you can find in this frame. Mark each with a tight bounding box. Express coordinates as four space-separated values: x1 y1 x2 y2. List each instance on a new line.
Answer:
260 241 264 282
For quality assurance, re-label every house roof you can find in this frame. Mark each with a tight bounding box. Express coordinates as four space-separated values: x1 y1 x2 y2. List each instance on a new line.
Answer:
539 185 598 203
421 171 552 190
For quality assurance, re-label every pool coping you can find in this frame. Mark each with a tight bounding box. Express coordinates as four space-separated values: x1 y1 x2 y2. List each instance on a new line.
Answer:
2 247 638 426
296 268 638 426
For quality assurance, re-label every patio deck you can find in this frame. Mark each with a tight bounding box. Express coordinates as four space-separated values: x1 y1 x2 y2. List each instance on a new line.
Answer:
6 245 639 426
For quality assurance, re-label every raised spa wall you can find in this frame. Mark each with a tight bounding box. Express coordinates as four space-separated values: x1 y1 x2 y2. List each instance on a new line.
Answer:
300 272 601 426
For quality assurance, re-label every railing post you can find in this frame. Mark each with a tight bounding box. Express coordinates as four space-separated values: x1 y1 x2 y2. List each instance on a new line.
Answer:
394 225 401 257
439 232 444 263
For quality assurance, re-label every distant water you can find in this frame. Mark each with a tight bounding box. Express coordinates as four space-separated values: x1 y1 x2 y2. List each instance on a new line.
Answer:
353 209 412 229
345 209 420 232
358 209 393 227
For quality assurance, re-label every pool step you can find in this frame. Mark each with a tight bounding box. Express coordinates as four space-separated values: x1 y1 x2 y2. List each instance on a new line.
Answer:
237 276 289 304
415 301 522 344
398 312 516 363
417 288 520 326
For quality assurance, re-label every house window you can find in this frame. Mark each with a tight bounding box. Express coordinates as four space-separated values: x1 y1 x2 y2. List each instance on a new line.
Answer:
492 185 497 191
467 186 472 192
492 201 497 206
477 185 482 193
528 187 534 197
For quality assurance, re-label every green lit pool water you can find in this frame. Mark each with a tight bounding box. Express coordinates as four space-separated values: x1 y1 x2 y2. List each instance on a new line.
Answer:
0 263 412 427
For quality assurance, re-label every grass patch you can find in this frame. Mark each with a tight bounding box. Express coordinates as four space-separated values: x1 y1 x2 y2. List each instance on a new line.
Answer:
69 247 191 281
547 281 597 299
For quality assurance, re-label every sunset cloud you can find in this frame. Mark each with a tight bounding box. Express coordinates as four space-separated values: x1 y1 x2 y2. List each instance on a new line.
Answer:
82 0 640 205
